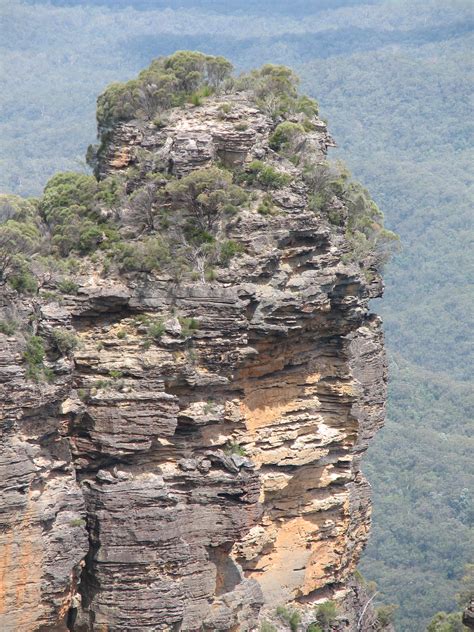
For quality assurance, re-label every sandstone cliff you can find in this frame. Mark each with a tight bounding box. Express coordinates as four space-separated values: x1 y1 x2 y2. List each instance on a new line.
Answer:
0 54 390 631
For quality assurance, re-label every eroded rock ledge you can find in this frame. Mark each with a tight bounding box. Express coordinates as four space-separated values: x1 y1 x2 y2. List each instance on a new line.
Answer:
0 70 387 632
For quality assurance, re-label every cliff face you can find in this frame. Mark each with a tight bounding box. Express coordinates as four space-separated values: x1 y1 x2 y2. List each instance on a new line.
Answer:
0 85 387 631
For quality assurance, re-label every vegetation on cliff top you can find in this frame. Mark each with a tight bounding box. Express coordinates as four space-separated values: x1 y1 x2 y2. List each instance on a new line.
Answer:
0 52 397 299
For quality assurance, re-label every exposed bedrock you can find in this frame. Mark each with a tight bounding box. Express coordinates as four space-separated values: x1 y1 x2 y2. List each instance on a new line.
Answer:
0 88 387 631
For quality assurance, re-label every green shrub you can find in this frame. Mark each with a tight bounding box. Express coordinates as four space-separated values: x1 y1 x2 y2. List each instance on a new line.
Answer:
69 518 86 528
306 625 323 632
23 335 52 382
257 194 277 216
260 622 277 632
147 319 166 340
269 121 305 152
8 270 37 294
58 279 79 295
219 240 244 265
276 605 301 632
179 317 199 337
108 369 123 379
376 604 398 629
166 166 247 232
224 441 247 456
242 161 290 189
315 600 337 628
0 219 41 283
295 95 319 117
189 92 202 106
0 320 17 335
113 237 170 272
218 102 232 115
51 328 79 355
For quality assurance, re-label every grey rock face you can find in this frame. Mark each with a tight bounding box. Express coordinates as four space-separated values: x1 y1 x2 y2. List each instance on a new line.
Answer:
0 92 386 631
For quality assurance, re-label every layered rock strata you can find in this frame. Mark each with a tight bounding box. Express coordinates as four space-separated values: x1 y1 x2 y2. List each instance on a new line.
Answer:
0 91 386 631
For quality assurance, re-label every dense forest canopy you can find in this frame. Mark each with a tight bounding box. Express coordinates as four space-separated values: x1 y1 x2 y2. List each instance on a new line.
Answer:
2 1 473 630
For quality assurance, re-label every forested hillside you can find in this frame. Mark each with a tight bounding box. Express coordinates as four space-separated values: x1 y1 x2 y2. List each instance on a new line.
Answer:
2 1 473 630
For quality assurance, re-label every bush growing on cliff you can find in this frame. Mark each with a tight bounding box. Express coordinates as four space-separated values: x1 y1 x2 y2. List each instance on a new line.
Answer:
314 601 337 629
237 64 319 119
127 182 161 233
23 335 53 382
41 172 120 257
0 319 17 335
305 161 399 268
276 606 301 632
238 160 290 190
96 51 233 132
343 181 399 268
166 166 247 232
112 236 170 272
425 610 465 632
51 328 79 355
58 278 79 295
269 121 305 153
0 219 41 286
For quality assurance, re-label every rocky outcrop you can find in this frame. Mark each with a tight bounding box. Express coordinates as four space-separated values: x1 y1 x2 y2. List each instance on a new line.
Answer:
0 88 386 631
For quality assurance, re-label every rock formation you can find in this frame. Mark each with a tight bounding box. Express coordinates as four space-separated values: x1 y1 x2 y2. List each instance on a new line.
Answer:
0 54 390 631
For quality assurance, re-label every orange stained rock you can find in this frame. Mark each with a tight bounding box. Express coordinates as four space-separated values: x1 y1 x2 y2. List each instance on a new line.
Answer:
110 148 132 168
246 514 346 604
0 497 43 630
241 370 322 434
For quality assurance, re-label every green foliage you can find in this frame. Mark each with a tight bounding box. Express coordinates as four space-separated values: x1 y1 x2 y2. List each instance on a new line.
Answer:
23 335 52 382
51 328 79 355
224 441 247 456
58 279 79 295
0 193 38 223
218 102 232 115
241 161 290 189
0 320 17 335
147 319 166 340
179 316 199 338
112 237 170 272
96 51 232 133
40 171 119 257
219 240 244 266
0 217 41 283
166 166 247 232
425 611 466 632
376 604 398 629
260 622 277 632
269 121 305 152
257 194 277 216
69 518 86 528
315 600 337 628
276 605 301 632
8 269 38 294
108 369 123 379
41 172 97 222
306 625 323 632
305 161 399 269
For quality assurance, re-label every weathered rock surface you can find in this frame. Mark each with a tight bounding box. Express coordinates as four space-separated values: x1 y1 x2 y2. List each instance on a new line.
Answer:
0 91 386 631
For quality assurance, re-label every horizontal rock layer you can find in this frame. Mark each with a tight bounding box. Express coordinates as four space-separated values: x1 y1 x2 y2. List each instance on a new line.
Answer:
0 92 386 631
